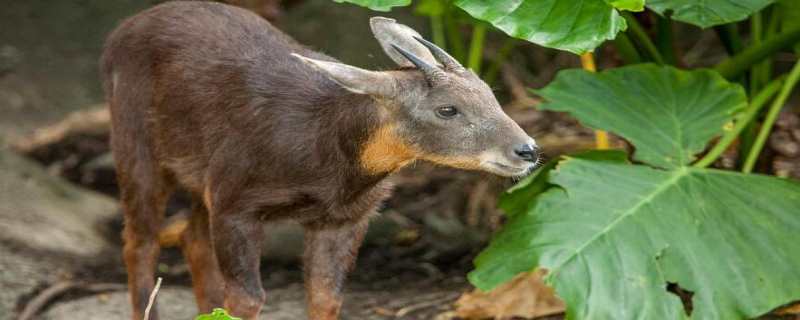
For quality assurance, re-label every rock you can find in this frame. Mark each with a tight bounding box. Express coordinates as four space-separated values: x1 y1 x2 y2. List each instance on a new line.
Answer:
0 148 117 256
770 108 800 180
0 148 118 316
0 1 152 140
43 288 197 320
0 45 22 74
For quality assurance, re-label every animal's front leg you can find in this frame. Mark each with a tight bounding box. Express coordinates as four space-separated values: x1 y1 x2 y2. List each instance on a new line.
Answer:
211 210 266 320
303 218 369 320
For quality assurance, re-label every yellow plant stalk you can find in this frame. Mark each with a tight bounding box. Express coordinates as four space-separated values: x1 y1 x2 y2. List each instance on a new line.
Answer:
579 52 610 149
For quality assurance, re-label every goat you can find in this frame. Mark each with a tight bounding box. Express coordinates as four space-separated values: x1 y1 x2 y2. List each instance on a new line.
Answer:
101 2 539 319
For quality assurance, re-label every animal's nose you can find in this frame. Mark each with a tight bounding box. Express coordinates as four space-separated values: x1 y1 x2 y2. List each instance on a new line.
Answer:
513 143 539 162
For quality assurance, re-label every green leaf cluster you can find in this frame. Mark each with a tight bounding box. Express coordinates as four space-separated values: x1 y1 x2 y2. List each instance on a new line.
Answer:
195 308 241 320
332 0 774 53
470 65 800 320
536 65 747 168
452 0 630 54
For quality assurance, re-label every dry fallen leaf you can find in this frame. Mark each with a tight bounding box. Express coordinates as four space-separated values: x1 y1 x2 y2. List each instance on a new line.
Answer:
776 301 800 315
455 269 564 320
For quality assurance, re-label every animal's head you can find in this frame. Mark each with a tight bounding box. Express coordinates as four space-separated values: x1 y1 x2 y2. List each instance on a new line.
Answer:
293 17 539 177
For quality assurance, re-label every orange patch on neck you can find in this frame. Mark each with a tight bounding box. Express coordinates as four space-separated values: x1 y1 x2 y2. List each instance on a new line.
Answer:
360 125 418 174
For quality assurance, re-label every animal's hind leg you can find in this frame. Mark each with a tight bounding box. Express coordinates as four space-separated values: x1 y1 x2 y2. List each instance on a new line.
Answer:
113 135 173 320
106 35 172 319
118 164 173 320
181 195 225 312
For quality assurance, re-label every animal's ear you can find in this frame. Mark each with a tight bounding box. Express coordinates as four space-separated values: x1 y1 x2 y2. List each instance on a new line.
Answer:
292 53 396 97
370 17 438 68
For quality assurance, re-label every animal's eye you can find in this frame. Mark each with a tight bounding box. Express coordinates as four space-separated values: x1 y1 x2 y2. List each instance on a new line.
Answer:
436 106 459 119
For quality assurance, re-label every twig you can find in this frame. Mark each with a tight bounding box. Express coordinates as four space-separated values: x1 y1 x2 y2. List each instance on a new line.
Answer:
10 106 110 153
17 281 77 320
394 292 460 317
17 281 127 320
83 282 128 291
143 277 163 320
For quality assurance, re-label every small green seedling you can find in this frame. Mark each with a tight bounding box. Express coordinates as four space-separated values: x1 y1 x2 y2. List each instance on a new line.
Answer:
195 308 241 320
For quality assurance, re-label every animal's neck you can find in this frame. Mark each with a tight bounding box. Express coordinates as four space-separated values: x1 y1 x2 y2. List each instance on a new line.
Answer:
312 71 421 178
359 123 417 174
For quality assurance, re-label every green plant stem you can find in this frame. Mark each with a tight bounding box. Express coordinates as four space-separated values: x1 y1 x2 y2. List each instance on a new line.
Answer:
750 12 764 96
694 78 784 168
467 24 486 73
742 60 800 173
753 10 780 92
430 14 446 49
579 53 610 149
752 11 763 42
744 14 766 159
444 10 466 63
622 12 665 64
738 123 758 164
738 0 786 169
655 16 677 65
612 33 642 64
484 38 516 85
715 25 800 79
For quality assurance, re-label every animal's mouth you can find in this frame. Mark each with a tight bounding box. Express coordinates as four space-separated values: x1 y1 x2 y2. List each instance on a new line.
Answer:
485 161 534 177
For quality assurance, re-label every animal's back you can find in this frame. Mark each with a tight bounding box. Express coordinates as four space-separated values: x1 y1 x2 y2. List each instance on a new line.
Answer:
101 1 338 192
102 1 310 84
101 0 331 116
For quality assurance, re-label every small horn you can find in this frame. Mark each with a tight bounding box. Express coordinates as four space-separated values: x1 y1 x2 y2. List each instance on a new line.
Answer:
413 36 464 72
391 44 447 85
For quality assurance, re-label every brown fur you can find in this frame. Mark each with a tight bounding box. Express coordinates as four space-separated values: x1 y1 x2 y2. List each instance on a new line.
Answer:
101 2 536 320
102 2 410 319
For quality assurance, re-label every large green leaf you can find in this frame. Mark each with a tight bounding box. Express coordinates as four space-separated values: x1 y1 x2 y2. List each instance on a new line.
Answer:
536 64 747 169
646 0 775 28
499 150 629 218
332 0 410 12
333 0 640 53
470 158 800 320
452 0 630 54
606 0 645 12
